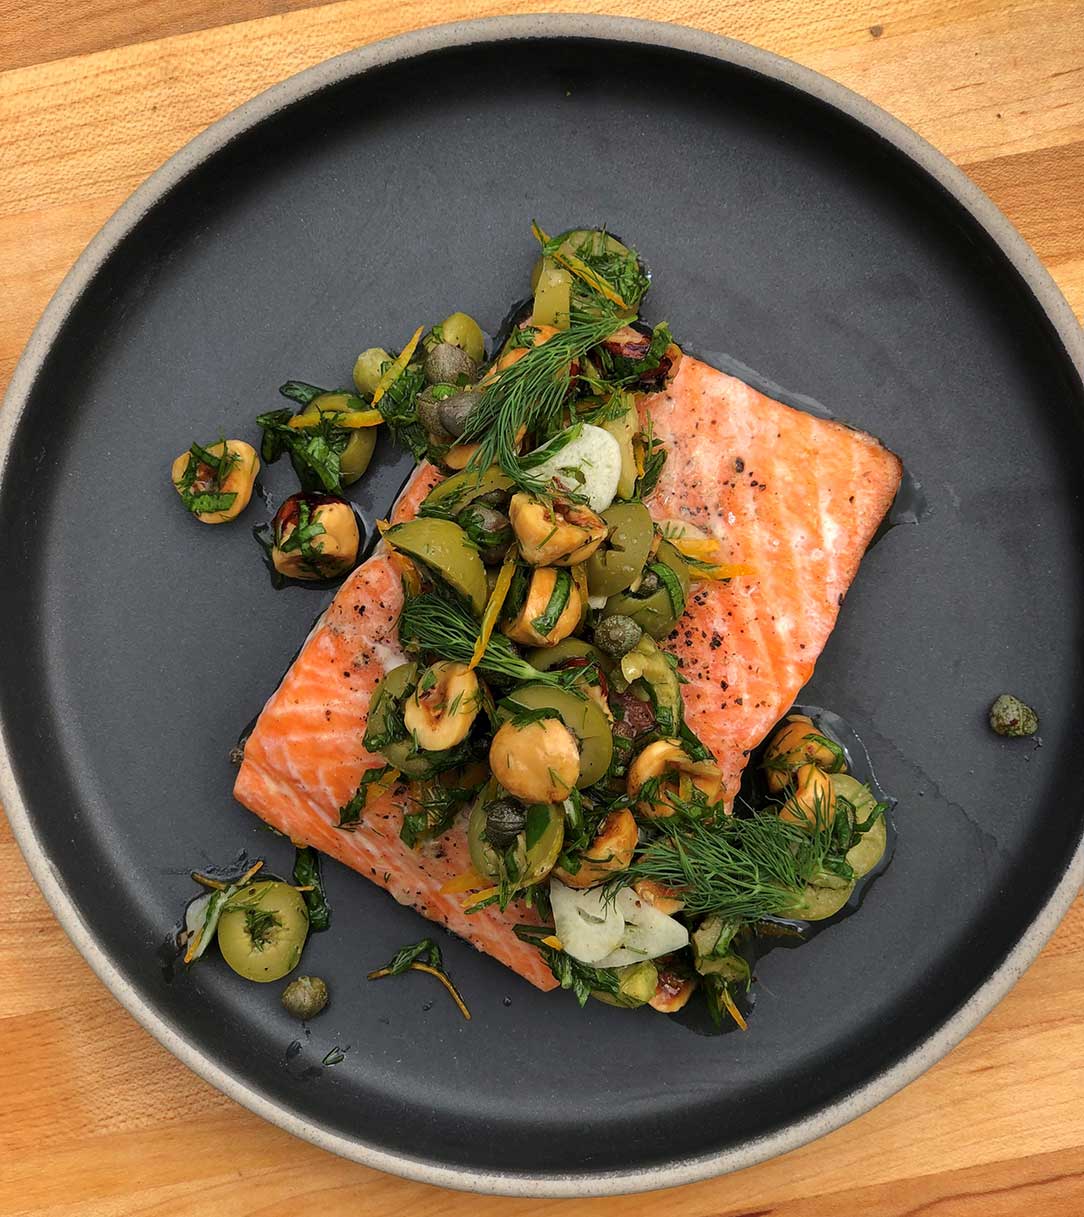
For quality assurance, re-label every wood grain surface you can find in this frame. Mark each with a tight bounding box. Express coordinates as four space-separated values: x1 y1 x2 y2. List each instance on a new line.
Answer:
1 1 1083 1213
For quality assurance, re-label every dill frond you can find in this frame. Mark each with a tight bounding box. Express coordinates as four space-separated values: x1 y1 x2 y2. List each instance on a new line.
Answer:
397 591 562 686
461 311 630 493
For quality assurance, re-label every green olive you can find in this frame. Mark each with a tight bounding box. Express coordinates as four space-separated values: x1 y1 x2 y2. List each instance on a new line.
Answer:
384 518 488 615
468 792 564 887
531 259 572 329
353 347 392 396
586 502 654 599
781 881 856 922
617 633 682 735
217 881 309 982
834 774 888 879
296 393 377 485
526 637 608 673
282 975 329 1020
592 961 659 1008
424 342 477 387
364 662 416 748
420 464 513 518
365 663 434 778
364 662 465 778
339 429 377 483
600 397 639 500
530 229 631 291
438 312 485 363
602 541 691 639
498 683 613 788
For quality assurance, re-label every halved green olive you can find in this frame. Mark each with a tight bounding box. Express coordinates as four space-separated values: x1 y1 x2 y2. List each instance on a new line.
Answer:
467 793 564 887
217 880 309 982
296 392 377 485
592 961 659 1008
781 881 856 922
834 774 888 878
531 259 572 328
365 663 431 778
602 540 691 639
365 662 474 778
384 518 487 615
600 396 638 500
420 465 514 519
618 634 683 735
586 502 654 598
498 683 613 788
438 312 486 363
526 638 608 673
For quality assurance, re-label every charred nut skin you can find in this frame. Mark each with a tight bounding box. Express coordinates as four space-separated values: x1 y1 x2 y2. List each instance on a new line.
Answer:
509 494 607 566
554 809 638 889
649 970 697 1013
402 661 480 751
501 568 583 647
627 739 724 819
170 439 259 524
488 717 580 804
762 714 840 792
779 762 836 829
271 494 359 580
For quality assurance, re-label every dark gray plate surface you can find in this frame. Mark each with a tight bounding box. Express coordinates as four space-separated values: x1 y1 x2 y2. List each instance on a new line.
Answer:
2 16 1083 1197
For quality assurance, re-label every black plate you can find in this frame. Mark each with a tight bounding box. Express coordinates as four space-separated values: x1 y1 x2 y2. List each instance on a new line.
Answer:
2 17 1083 1196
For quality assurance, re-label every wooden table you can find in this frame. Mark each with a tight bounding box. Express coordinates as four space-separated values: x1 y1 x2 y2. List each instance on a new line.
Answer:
2 1 1083 1212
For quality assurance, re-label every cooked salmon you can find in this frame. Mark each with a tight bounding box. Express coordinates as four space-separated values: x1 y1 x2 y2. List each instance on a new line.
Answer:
645 358 902 799
233 355 901 990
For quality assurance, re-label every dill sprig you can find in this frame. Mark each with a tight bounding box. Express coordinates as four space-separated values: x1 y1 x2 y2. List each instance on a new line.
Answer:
461 310 630 493
397 591 564 686
613 809 838 922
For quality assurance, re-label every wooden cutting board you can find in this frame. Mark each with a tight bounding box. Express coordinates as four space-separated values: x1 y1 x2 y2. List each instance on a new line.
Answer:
1 2 1082 1213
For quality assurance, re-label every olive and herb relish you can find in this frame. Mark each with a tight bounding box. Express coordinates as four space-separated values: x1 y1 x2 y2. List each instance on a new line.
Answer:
176 224 889 1028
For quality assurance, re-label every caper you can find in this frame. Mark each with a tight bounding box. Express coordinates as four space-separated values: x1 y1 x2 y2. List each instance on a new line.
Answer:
424 342 478 387
457 504 512 565
417 389 454 441
476 487 511 509
595 614 643 658
438 391 478 438
281 975 329 1020
989 693 1039 737
636 569 661 595
484 798 528 849
353 346 392 397
439 312 486 363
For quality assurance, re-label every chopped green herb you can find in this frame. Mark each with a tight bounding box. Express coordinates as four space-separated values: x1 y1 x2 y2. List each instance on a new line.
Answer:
292 846 331 931
337 764 397 829
174 439 240 516
367 937 471 1019
513 924 622 1006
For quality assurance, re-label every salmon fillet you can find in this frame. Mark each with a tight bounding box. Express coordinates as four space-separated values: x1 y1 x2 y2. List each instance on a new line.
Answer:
647 357 902 796
234 354 901 990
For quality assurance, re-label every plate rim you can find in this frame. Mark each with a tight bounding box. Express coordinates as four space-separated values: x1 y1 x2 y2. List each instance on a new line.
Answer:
2 13 1083 1197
